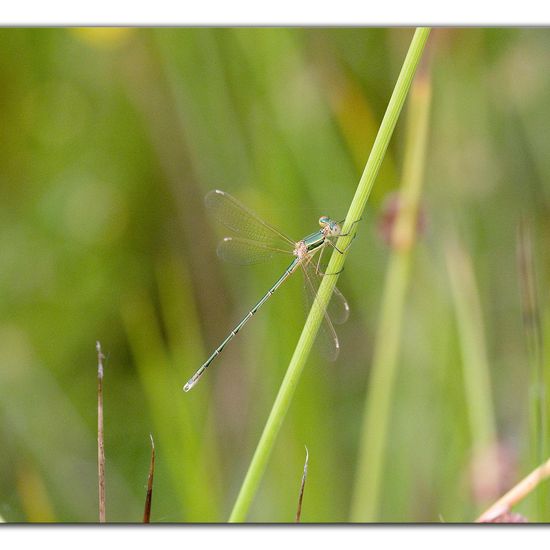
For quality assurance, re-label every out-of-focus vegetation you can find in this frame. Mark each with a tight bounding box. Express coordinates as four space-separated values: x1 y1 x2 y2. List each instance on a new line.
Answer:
0 28 549 523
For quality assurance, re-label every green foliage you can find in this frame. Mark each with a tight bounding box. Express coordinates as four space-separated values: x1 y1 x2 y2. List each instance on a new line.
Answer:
0 28 549 523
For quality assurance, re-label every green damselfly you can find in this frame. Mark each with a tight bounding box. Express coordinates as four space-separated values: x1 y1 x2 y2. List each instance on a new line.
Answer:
183 189 355 392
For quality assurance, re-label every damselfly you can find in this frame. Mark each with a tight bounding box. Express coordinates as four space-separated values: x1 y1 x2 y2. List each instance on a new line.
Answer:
183 189 356 392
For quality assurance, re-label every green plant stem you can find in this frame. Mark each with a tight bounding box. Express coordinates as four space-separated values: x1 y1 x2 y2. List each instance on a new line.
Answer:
446 240 498 503
228 27 431 523
349 59 433 523
517 221 548 521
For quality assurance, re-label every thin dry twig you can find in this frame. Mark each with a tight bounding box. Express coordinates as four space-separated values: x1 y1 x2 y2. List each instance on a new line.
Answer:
476 456 550 522
143 434 156 523
295 446 309 523
96 341 106 523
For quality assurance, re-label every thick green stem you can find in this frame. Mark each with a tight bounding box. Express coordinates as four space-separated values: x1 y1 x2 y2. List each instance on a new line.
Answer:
229 27 431 523
445 240 499 513
446 244 497 451
350 59 433 522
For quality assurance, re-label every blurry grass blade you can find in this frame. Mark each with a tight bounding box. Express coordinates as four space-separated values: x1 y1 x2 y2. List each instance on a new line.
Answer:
16 460 56 522
122 30 231 329
143 434 155 523
229 27 431 523
122 291 220 521
315 34 399 191
445 240 499 505
350 57 432 522
446 241 497 447
230 28 360 208
295 446 309 523
96 341 106 523
154 255 223 516
517 219 547 520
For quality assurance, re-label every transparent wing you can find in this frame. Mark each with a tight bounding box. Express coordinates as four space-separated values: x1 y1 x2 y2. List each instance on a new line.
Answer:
217 237 294 265
301 258 350 362
206 189 295 248
303 254 350 325
308 245 350 325
329 285 351 325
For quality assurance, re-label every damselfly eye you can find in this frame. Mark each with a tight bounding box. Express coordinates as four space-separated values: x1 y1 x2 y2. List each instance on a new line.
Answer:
319 216 330 227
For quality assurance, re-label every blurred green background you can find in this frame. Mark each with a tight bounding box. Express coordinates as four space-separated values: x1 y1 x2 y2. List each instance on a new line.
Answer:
0 27 549 523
